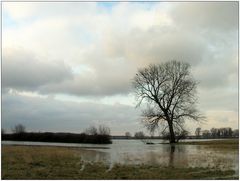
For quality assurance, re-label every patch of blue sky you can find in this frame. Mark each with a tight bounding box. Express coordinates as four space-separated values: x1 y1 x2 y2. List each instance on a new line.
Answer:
70 25 95 45
97 1 159 12
2 9 42 30
137 2 160 10
136 2 172 12
71 65 93 75
2 10 18 29
97 2 117 12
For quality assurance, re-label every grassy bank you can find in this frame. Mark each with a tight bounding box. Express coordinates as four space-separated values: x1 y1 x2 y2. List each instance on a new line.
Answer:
179 139 239 150
2 140 238 179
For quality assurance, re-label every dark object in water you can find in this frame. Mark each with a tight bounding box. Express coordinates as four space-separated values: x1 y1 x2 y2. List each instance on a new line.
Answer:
142 140 155 144
146 142 154 145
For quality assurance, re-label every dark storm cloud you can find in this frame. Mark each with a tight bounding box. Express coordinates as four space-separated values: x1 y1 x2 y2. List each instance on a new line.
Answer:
2 93 140 134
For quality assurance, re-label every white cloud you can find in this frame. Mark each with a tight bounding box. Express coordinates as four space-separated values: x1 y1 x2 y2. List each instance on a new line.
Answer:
3 2 38 20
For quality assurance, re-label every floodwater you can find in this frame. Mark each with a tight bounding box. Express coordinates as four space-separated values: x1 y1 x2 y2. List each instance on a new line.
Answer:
2 139 239 175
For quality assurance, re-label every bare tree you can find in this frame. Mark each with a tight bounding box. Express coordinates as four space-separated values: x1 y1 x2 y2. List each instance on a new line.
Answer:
202 130 210 138
233 129 239 137
85 126 98 135
125 132 132 139
98 125 111 135
195 127 201 138
1 129 5 135
219 127 233 137
134 131 145 139
132 61 204 143
210 128 218 138
12 124 25 134
85 125 111 136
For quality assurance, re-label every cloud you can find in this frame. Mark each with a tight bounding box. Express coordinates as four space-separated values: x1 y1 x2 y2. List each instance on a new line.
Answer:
100 27 208 67
3 2 238 95
198 87 238 112
193 52 237 90
40 66 133 96
171 2 238 31
2 47 73 90
2 92 141 134
203 110 238 129
3 47 136 96
3 2 98 21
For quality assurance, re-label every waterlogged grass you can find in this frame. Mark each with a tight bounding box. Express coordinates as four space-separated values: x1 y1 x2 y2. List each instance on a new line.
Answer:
2 141 239 180
179 139 239 150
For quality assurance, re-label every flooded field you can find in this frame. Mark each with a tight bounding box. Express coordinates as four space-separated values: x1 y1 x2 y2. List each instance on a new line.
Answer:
2 139 238 174
2 139 238 179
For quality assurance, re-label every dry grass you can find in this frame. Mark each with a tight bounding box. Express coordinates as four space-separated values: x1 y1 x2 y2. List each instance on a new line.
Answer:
2 142 238 180
2 145 82 179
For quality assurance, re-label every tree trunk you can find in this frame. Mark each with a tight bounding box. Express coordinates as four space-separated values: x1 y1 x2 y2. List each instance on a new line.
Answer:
169 145 175 166
168 120 176 143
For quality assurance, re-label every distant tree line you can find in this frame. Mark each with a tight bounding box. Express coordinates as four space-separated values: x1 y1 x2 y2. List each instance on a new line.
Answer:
195 127 238 139
124 131 146 139
2 124 112 144
122 127 238 140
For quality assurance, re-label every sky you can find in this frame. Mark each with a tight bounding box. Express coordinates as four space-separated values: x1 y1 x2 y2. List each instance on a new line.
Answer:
2 2 238 135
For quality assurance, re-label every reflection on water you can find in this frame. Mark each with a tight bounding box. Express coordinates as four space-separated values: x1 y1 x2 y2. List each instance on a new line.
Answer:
168 145 175 167
81 140 238 174
2 139 238 174
74 149 111 164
